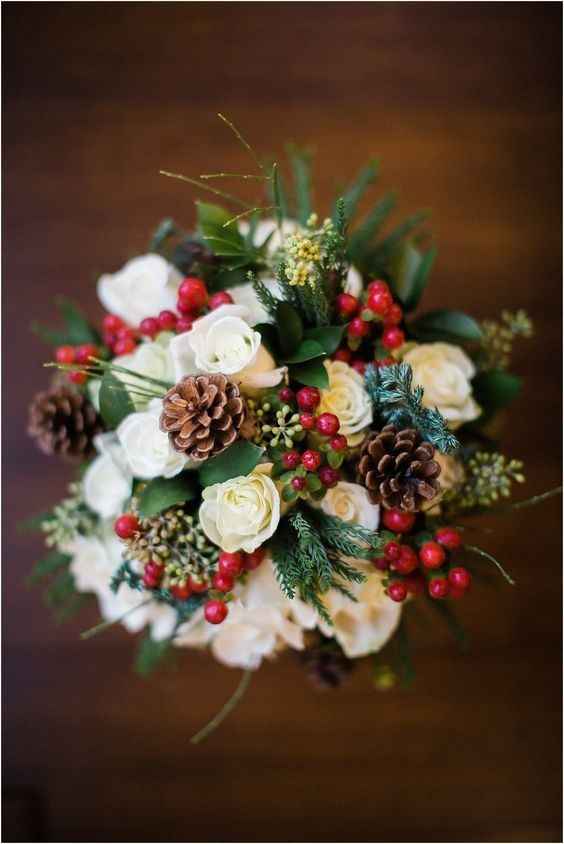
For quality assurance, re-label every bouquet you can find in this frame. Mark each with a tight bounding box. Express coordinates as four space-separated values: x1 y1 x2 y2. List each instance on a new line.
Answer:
26 116 557 740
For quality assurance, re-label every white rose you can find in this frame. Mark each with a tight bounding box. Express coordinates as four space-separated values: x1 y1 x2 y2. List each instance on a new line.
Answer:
317 565 402 658
238 217 300 255
117 398 187 479
114 334 175 410
403 342 481 430
227 279 279 325
319 360 373 447
97 254 181 326
174 559 313 669
344 265 363 297
68 522 176 641
83 433 132 518
169 304 285 392
199 463 280 553
321 481 379 530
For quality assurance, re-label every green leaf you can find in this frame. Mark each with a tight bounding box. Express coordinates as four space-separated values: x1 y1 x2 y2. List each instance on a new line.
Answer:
135 633 174 676
272 162 285 227
255 322 279 354
409 309 483 343
472 370 522 414
198 440 264 487
306 474 323 492
348 192 397 263
289 357 329 389
201 236 247 257
149 218 178 252
303 325 345 355
370 210 430 269
327 451 344 469
281 339 326 364
276 301 303 356
44 569 76 609
333 160 378 223
27 551 71 585
137 473 198 518
99 372 135 428
197 201 246 250
282 485 298 503
288 146 313 224
32 298 101 347
390 241 437 312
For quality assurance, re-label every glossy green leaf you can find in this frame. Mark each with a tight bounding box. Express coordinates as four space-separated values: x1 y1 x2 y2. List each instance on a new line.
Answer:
137 473 199 518
135 633 174 676
303 325 346 355
348 192 397 263
333 159 378 223
197 201 245 249
276 301 303 356
472 370 522 413
409 309 483 343
390 242 437 312
198 440 264 487
99 372 136 428
288 146 313 224
289 358 329 389
281 339 326 364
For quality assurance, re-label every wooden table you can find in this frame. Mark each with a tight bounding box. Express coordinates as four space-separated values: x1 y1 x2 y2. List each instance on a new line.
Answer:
3 3 561 841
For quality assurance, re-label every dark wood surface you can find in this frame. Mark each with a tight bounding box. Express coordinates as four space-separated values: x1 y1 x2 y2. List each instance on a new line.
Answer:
3 3 562 841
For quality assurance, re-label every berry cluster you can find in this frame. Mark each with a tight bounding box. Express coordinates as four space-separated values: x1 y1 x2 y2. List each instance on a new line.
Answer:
102 314 140 356
55 343 101 385
372 509 471 603
333 279 405 370
136 277 233 339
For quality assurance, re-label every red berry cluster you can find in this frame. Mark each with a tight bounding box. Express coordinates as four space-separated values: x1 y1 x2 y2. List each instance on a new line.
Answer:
55 342 101 385
102 314 140 356
373 510 470 603
334 279 405 370
136 277 233 339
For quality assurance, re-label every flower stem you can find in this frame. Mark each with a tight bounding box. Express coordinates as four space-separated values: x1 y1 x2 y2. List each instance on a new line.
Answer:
190 669 253 744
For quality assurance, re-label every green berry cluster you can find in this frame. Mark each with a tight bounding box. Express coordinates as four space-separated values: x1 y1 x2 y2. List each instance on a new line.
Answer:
41 482 98 548
447 451 525 510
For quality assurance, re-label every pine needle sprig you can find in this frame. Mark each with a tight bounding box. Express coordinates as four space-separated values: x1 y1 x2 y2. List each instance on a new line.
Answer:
311 509 384 559
364 362 459 454
249 271 279 319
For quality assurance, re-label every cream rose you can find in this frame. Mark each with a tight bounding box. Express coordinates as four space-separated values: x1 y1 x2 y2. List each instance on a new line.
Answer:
403 343 481 430
114 334 175 410
117 399 187 479
319 360 373 447
83 434 132 518
321 481 380 530
97 254 181 326
199 464 280 553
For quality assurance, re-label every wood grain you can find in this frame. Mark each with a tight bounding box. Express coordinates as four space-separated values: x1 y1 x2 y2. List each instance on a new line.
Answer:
3 3 562 841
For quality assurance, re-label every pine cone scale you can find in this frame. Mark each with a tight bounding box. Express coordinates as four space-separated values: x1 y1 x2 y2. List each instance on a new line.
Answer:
28 385 103 462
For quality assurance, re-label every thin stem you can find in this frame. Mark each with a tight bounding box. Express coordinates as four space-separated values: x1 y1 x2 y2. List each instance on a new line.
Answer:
223 205 278 227
190 669 253 744
80 599 152 640
159 171 252 210
91 359 173 389
200 172 267 181
217 113 264 173
508 486 562 511
463 544 515 586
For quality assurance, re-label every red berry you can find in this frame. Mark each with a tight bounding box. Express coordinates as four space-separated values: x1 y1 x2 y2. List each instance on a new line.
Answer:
348 316 371 338
428 577 450 600
291 477 306 491
144 561 164 579
315 413 340 437
299 412 316 430
296 386 321 412
114 337 136 355
204 599 228 625
385 303 403 326
68 371 88 385
382 509 416 534
278 387 295 403
448 567 471 591
103 330 117 348
178 277 208 311
209 291 234 310
301 449 322 472
176 316 194 333
114 514 139 539
212 571 235 593
171 582 192 600
329 434 347 452
218 551 244 577
142 573 159 589
367 286 393 316
75 344 98 364
188 577 208 594
367 279 390 295
102 314 124 332
382 326 405 350
391 545 419 575
177 298 196 316
336 292 359 318
375 356 395 368
157 310 177 331
318 466 340 488
350 359 366 375
116 326 137 341
435 527 462 551
372 557 389 571
243 548 265 570
419 541 446 570
55 345 75 364
139 317 159 338
282 450 301 470
383 541 401 561
387 581 408 602
333 348 352 363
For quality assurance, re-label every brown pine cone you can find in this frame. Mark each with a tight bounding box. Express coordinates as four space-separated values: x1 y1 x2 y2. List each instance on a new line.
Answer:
358 424 441 511
299 634 354 690
160 374 247 462
28 385 103 462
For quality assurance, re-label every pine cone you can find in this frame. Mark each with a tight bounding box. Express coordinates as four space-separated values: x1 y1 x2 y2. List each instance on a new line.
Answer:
358 424 441 511
28 385 103 461
300 635 354 690
160 374 247 462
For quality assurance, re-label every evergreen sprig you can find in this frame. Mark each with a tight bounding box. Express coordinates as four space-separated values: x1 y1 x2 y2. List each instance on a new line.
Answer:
249 271 279 320
364 362 459 454
110 561 206 623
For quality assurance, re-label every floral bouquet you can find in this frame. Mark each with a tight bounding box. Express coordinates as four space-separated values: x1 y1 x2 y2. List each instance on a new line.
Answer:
26 117 557 740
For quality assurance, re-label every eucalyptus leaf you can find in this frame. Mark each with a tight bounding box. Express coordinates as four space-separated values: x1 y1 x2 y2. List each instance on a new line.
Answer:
409 309 483 343
281 339 326 364
289 358 329 389
303 324 345 355
137 473 198 518
198 441 264 487
99 372 136 428
472 370 522 413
